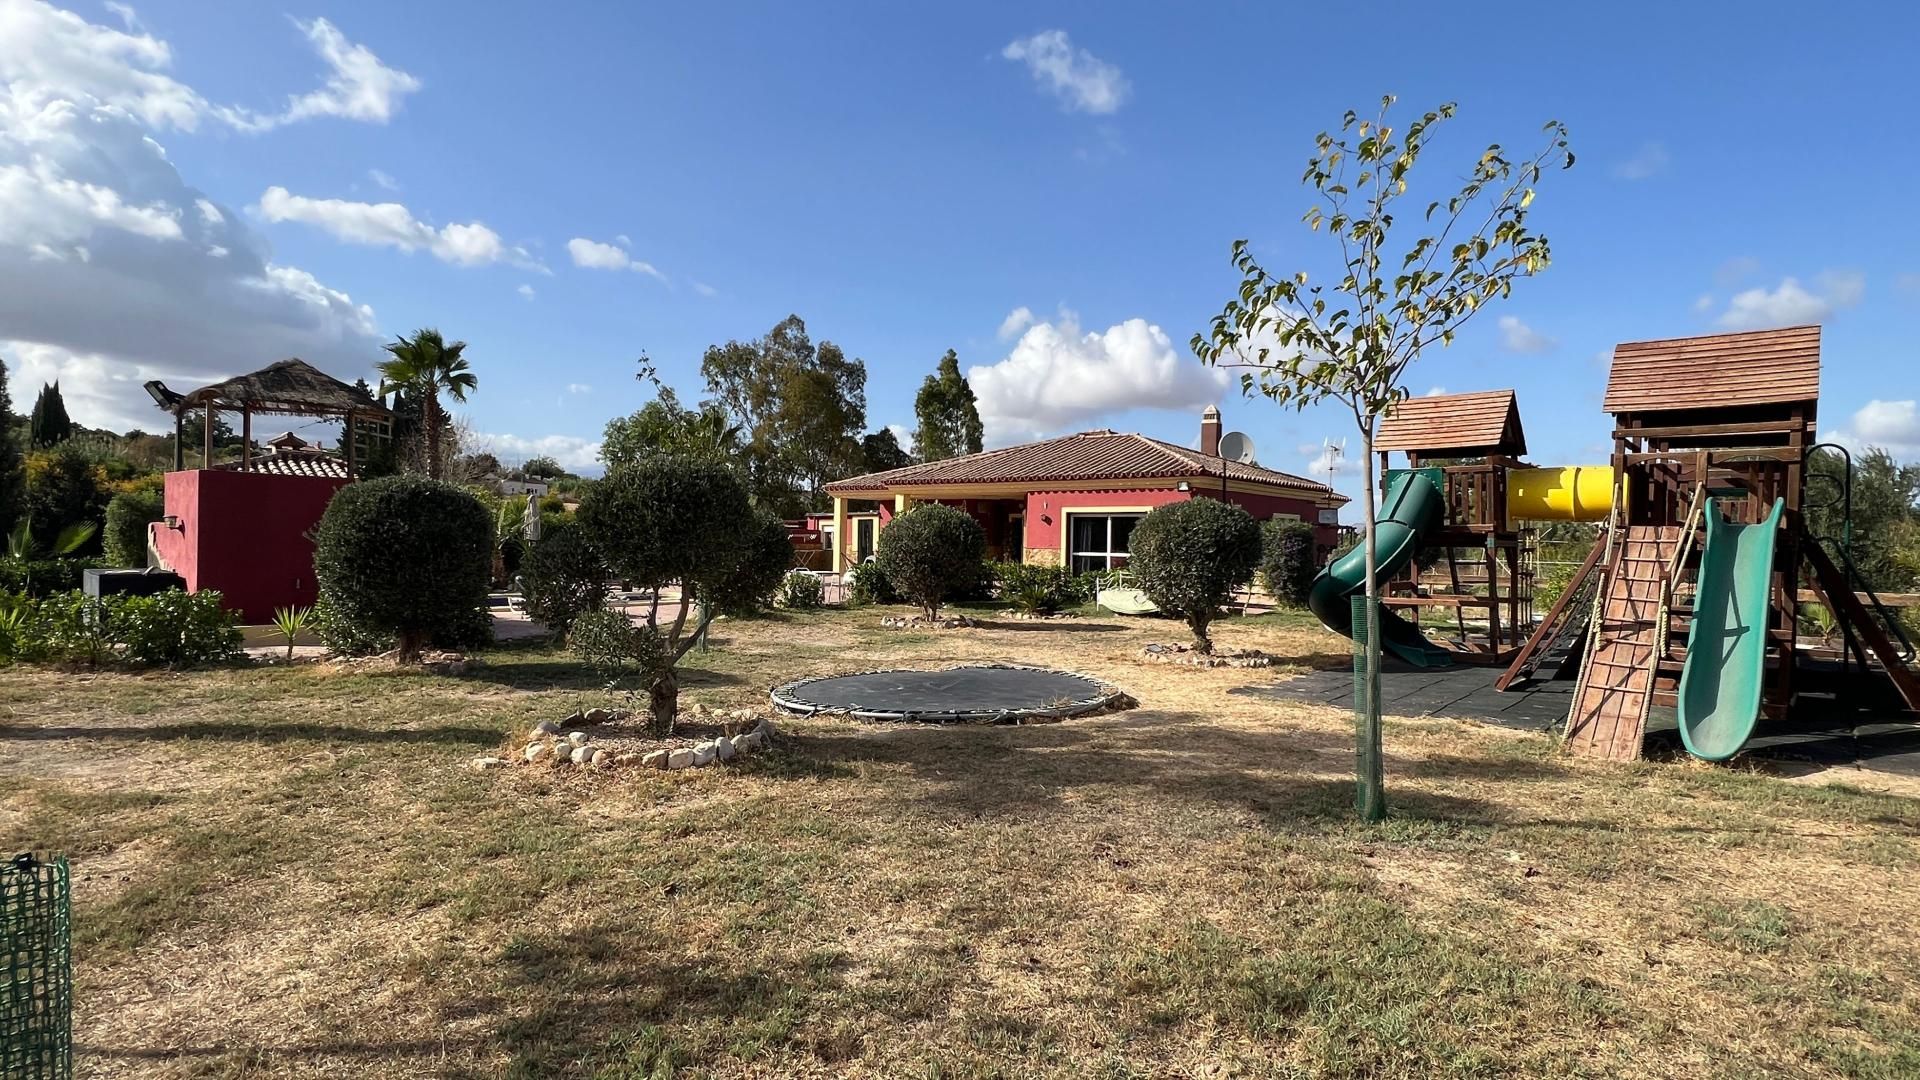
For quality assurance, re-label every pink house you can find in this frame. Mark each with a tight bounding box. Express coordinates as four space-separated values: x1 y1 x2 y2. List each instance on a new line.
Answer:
821 407 1346 572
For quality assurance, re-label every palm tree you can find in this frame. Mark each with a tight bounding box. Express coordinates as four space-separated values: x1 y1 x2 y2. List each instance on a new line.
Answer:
377 329 476 480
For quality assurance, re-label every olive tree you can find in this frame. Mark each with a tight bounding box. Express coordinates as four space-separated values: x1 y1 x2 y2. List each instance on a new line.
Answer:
875 504 985 621
1129 498 1262 653
1192 97 1572 820
574 456 790 730
312 476 494 662
1258 519 1319 608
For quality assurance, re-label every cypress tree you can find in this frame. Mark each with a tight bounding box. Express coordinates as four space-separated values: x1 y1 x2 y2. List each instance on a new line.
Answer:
911 350 984 462
0 358 24 536
29 381 72 447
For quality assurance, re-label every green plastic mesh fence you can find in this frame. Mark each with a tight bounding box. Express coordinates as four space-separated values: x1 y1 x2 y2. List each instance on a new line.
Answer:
1 854 71 1080
1350 595 1385 821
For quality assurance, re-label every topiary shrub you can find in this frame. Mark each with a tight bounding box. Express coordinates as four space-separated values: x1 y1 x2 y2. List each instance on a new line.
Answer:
846 560 896 605
574 456 780 731
993 561 1090 614
707 513 795 616
875 504 986 621
1257 519 1319 608
1128 498 1262 653
776 570 824 610
114 589 241 667
103 489 165 568
312 475 493 661
519 525 608 639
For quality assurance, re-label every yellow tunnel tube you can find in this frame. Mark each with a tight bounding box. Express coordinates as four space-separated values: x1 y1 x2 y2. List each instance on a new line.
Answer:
1505 465 1613 522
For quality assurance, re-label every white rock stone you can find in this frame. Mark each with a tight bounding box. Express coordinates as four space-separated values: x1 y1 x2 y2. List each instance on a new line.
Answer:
692 743 716 767
736 730 762 751
715 737 737 762
590 748 612 767
471 756 509 769
570 745 595 765
524 743 550 763
666 748 695 770
533 719 561 736
585 708 611 724
642 749 670 770
567 732 590 748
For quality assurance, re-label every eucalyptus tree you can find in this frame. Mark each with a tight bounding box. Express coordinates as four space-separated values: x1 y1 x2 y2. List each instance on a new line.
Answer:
1192 97 1573 820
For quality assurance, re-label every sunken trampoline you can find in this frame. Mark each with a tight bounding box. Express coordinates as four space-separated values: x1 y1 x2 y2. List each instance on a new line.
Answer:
770 664 1128 723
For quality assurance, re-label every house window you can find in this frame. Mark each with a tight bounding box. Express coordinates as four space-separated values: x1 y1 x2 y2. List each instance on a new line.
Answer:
1068 513 1143 574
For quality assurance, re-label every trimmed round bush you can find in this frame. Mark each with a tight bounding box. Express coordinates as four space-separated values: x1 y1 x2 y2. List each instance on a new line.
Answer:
1129 497 1262 653
1258 519 1319 608
777 570 825 610
519 525 608 639
103 488 165 568
709 513 796 615
312 475 493 661
875 504 986 620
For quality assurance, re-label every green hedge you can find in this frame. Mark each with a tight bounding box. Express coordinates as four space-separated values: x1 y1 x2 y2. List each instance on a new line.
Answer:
992 561 1095 614
0 588 240 667
0 556 104 598
312 476 494 658
1257 519 1319 608
104 489 166 567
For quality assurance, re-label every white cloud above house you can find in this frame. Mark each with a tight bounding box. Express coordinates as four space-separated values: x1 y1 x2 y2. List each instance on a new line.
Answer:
1715 271 1864 330
1001 30 1129 115
1497 315 1556 354
473 431 603 473
566 236 665 281
258 186 541 269
997 305 1035 341
0 2 417 134
1823 399 1920 457
0 3 404 431
967 311 1226 443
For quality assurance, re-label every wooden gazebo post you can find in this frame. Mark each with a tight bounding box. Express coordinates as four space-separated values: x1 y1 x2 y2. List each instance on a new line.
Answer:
241 406 252 472
203 406 215 469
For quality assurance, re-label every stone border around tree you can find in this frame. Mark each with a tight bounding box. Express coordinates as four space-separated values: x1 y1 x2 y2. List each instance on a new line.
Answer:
1138 643 1276 668
878 614 979 630
472 712 779 772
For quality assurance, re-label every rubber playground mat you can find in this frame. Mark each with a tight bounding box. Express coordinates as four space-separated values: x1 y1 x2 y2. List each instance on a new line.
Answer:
1233 659 1920 778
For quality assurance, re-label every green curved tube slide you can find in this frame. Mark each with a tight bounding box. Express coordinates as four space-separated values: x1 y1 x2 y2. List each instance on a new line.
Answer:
1678 496 1785 761
1308 469 1455 668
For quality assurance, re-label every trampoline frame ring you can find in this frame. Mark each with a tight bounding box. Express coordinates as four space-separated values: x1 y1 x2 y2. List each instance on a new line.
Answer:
769 662 1130 724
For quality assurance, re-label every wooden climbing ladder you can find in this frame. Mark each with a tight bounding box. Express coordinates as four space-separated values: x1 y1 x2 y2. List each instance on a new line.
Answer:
1565 525 1682 759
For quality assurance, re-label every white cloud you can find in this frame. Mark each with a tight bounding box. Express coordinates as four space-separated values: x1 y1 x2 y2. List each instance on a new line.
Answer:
102 1 138 31
1823 399 1920 458
1693 293 1715 314
1001 30 1129 115
565 383 590 395
257 187 540 269
1716 271 1864 330
997 305 1035 341
1497 315 1556 354
690 280 717 298
516 283 534 300
1895 272 1920 299
260 17 421 129
367 168 398 191
1299 439 1360 479
0 6 382 432
0 2 415 134
886 422 911 446
614 233 630 246
967 311 1226 443
1613 141 1669 180
1424 386 1448 396
474 432 603 473
566 236 665 281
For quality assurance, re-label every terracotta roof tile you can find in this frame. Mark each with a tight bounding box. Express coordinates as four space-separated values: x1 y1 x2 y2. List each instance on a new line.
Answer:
826 430 1345 503
212 449 350 480
1604 325 1819 414
1375 390 1526 456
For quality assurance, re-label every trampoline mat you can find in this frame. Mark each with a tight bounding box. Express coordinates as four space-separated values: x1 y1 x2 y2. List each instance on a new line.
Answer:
771 665 1121 722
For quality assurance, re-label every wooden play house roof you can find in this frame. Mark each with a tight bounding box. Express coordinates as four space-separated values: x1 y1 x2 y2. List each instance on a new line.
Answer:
1374 389 1526 457
1603 325 1820 416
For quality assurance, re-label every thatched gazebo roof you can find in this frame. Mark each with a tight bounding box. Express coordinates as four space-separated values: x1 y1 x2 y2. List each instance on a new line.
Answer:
146 359 389 419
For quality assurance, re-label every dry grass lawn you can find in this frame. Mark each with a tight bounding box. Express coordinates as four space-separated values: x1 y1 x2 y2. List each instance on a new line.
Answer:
3 603 1918 1079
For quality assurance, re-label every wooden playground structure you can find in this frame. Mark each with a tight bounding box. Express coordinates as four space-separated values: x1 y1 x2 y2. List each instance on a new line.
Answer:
1315 325 1920 763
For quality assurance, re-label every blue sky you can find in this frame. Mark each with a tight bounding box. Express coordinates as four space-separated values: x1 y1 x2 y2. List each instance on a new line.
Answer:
3 0 1916 506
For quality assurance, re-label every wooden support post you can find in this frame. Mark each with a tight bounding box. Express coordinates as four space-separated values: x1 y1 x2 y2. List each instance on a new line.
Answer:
173 410 185 471
240 406 252 471
831 496 848 573
345 409 357 478
202 407 215 469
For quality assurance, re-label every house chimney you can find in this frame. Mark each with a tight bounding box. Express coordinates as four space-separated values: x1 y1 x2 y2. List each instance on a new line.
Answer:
1200 405 1222 457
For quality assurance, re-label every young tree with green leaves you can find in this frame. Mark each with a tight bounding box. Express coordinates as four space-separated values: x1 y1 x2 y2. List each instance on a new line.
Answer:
29 382 72 448
601 386 742 471
378 328 476 480
912 349 984 462
1192 97 1573 820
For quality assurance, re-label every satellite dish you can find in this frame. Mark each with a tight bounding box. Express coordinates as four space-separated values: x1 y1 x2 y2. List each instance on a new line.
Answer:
1218 430 1256 464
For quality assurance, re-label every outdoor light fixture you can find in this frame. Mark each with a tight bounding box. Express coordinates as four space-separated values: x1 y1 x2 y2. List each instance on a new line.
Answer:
1176 481 1191 492
161 515 182 530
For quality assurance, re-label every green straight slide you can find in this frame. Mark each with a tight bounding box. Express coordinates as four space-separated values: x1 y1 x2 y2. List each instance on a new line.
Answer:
1308 469 1455 668
1677 496 1786 761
